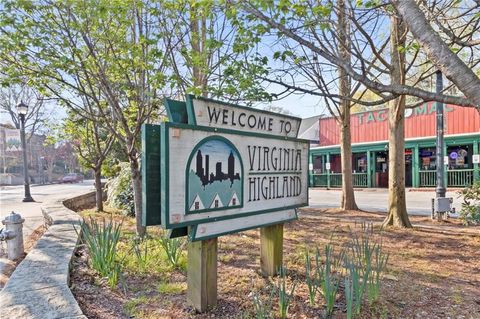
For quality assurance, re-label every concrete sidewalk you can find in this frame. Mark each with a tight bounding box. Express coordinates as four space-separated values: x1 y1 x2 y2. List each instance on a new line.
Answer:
0 181 95 275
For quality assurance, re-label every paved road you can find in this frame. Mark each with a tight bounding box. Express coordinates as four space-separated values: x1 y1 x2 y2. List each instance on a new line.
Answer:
0 181 95 241
308 188 464 216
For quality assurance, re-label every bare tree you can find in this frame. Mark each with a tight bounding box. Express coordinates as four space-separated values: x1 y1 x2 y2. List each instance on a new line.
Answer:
0 84 49 140
392 0 480 106
232 0 478 227
237 1 474 107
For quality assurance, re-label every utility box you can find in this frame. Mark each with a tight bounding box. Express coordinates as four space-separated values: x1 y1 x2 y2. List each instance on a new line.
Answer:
434 197 453 213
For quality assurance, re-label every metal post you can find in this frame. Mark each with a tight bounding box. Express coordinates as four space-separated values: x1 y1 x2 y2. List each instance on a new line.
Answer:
435 70 446 199
20 113 34 202
366 150 372 188
326 153 331 189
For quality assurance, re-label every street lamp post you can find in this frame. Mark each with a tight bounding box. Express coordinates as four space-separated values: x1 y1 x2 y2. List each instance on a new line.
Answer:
435 71 446 199
17 101 34 202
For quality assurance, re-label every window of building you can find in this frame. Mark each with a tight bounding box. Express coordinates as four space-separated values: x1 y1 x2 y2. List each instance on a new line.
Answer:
447 145 472 169
195 202 199 210
214 199 219 208
419 147 436 170
352 153 367 173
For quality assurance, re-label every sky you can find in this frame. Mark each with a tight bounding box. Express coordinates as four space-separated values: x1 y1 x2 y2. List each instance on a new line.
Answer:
193 139 241 176
257 86 329 119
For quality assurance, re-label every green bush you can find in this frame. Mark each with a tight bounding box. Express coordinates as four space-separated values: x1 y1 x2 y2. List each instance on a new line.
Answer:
458 181 480 225
106 162 135 216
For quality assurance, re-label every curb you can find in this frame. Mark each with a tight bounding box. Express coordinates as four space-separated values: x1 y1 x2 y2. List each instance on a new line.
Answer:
0 198 88 318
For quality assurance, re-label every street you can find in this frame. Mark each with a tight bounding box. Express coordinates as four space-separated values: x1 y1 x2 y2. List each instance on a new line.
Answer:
308 188 464 216
0 181 95 241
1 184 464 239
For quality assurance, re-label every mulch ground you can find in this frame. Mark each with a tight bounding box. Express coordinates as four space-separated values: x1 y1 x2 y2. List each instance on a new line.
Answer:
0 224 46 289
70 209 480 319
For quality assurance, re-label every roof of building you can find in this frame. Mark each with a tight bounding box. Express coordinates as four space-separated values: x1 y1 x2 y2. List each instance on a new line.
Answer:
299 115 322 141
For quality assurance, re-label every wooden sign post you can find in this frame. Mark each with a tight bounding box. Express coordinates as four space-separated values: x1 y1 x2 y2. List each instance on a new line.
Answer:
142 95 309 312
260 224 283 276
187 238 217 312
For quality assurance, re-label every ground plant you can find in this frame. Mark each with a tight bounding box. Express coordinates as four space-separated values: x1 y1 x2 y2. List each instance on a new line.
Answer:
276 267 296 319
458 181 480 225
367 243 389 304
78 217 122 288
304 249 319 306
251 285 275 319
132 238 149 272
317 244 342 316
344 274 354 319
158 236 185 268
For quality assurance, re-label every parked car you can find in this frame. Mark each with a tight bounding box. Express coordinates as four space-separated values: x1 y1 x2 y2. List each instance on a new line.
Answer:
61 173 84 183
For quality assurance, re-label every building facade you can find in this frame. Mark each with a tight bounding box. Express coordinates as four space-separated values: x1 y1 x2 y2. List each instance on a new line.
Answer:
309 103 480 188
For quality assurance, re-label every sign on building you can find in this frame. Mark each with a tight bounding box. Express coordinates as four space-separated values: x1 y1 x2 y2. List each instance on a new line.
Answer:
473 154 480 164
142 95 309 241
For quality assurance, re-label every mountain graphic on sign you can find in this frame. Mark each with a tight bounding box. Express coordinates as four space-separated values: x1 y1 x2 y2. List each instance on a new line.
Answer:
187 138 243 213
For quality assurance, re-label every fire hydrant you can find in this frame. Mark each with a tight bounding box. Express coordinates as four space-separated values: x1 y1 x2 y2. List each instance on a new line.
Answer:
1 212 25 260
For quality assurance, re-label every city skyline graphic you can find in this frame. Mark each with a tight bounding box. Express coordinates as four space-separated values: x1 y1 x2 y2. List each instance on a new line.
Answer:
187 138 242 212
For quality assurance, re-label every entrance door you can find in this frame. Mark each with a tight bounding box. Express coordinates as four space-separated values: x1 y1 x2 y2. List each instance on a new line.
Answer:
375 151 388 188
405 149 413 187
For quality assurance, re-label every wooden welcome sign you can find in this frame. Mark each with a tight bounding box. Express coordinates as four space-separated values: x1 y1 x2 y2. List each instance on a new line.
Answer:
142 95 309 312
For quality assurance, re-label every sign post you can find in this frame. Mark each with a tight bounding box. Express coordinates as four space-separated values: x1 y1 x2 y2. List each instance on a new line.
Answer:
142 95 308 312
187 238 217 312
260 223 283 276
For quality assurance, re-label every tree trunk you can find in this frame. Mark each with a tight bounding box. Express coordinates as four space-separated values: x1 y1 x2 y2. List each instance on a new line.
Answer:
392 0 480 106
129 151 146 237
338 0 358 211
94 168 103 212
383 14 412 228
340 119 358 210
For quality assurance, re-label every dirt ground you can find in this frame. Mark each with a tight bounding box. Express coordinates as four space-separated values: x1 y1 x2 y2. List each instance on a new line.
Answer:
0 224 46 289
70 209 480 319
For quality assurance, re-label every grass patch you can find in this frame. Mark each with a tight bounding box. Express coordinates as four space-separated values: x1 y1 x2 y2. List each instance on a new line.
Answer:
219 253 234 263
158 282 186 294
124 295 150 317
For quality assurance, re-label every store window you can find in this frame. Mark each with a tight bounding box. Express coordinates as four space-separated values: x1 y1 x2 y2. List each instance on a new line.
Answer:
419 147 436 170
352 153 367 173
447 145 472 169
